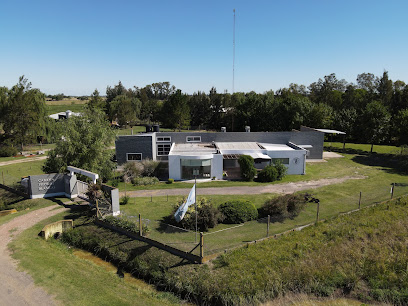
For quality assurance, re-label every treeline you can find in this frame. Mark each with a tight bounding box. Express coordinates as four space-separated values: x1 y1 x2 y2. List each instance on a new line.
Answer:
96 72 408 147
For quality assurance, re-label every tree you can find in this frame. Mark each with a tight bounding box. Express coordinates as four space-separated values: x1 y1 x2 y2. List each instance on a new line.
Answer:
377 71 393 108
1 76 47 151
109 94 141 126
88 89 105 110
43 108 116 181
356 72 378 93
238 155 257 181
394 109 408 147
159 90 190 130
362 100 390 152
189 91 211 128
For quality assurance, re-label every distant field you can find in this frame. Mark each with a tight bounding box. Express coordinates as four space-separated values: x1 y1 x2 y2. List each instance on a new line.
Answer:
45 98 89 105
46 103 87 115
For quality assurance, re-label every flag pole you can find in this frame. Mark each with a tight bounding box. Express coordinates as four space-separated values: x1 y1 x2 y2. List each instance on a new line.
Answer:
195 175 197 243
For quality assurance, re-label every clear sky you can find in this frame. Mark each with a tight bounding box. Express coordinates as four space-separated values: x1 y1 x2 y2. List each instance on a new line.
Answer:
1 0 407 95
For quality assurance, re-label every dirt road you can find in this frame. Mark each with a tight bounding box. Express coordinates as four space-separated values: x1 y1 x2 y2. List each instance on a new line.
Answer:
0 205 68 306
122 176 366 198
0 156 48 167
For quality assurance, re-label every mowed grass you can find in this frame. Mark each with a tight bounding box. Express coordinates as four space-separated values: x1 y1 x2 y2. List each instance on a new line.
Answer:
119 152 408 254
324 141 402 154
0 159 46 185
9 211 182 306
46 103 86 115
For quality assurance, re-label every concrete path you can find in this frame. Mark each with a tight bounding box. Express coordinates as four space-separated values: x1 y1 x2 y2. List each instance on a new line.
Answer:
0 156 48 167
0 205 68 306
122 176 365 198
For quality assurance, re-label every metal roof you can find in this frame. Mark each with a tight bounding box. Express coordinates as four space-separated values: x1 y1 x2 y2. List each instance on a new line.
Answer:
314 129 346 135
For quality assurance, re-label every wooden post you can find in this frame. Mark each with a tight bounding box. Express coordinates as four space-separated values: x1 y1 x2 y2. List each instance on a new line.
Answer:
139 213 143 237
267 215 270 237
358 191 362 209
316 200 320 224
200 232 204 258
391 183 394 199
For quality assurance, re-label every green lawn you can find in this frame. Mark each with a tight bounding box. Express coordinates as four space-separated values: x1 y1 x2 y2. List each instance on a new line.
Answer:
9 211 182 305
46 104 86 115
324 141 402 154
119 152 408 255
0 159 46 185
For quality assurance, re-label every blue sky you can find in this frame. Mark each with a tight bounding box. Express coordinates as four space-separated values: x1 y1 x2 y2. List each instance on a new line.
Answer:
0 0 407 95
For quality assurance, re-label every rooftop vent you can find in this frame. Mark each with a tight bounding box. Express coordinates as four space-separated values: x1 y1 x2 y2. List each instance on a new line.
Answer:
221 127 226 132
152 124 160 132
245 126 250 132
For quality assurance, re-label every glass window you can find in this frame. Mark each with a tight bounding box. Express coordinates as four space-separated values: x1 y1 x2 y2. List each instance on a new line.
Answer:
157 144 171 155
157 136 171 142
186 136 201 142
180 159 211 179
272 158 289 165
127 153 142 161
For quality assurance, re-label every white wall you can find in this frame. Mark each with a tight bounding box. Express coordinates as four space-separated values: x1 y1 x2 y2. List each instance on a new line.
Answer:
266 150 306 175
168 154 224 180
211 154 224 180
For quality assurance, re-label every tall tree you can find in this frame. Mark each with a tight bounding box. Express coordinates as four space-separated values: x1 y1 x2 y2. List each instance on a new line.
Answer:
159 89 190 130
377 71 393 108
43 108 116 181
362 100 390 152
88 89 105 110
2 76 47 150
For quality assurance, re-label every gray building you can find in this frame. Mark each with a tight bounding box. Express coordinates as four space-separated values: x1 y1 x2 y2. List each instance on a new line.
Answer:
115 127 325 180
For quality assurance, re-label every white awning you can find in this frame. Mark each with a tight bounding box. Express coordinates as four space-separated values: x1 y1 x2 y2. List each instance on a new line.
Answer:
315 129 346 135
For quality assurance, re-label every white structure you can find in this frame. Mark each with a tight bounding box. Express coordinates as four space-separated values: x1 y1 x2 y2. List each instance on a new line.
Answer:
167 141 307 180
49 110 81 120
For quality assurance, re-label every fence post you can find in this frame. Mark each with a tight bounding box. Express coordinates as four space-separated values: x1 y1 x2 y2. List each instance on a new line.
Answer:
139 213 143 237
358 191 362 209
316 200 320 224
267 215 270 237
391 183 395 199
200 232 204 258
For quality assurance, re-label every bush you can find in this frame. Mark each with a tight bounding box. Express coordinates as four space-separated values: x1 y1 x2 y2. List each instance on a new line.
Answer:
131 176 159 186
273 160 287 180
170 197 221 231
238 155 257 181
122 161 143 182
141 159 161 177
260 193 312 220
110 178 120 187
85 184 103 203
257 165 278 182
120 195 130 205
219 200 258 224
0 146 18 157
102 215 149 235
167 178 174 184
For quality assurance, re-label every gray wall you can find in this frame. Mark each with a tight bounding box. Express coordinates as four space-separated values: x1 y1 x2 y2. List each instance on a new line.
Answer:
115 130 324 164
115 134 153 164
29 173 66 198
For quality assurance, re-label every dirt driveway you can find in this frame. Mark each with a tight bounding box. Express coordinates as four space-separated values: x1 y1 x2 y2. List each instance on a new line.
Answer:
0 156 47 167
122 176 366 198
0 205 68 306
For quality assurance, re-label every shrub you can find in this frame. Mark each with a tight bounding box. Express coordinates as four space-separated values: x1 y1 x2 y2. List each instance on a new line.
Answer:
122 161 143 182
219 200 258 224
120 195 130 205
260 193 312 220
131 176 159 186
102 215 149 235
273 160 287 180
238 155 257 181
141 159 161 177
85 184 102 203
167 178 174 184
170 197 221 231
110 178 120 187
257 165 278 182
0 146 18 157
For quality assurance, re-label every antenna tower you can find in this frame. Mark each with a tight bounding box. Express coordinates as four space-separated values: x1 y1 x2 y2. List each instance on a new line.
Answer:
232 9 235 94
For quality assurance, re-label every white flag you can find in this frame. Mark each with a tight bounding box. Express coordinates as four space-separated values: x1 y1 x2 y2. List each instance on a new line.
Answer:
174 184 196 222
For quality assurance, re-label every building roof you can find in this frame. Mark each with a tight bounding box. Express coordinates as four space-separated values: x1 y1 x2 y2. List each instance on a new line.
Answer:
169 143 217 156
258 143 295 151
215 142 263 150
48 110 81 120
314 128 346 135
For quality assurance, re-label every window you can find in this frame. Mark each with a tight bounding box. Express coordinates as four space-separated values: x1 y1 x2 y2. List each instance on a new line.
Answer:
127 153 142 161
186 136 201 142
157 136 171 142
157 144 171 156
272 158 289 165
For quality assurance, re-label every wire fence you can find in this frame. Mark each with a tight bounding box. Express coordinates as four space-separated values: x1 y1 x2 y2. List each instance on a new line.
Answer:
119 182 408 258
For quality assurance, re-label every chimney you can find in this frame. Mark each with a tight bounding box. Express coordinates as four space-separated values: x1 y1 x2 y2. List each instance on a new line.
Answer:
245 126 250 132
221 127 226 132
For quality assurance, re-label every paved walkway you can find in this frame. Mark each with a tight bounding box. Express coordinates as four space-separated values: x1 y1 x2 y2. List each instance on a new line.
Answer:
0 205 68 306
121 176 365 197
0 156 48 167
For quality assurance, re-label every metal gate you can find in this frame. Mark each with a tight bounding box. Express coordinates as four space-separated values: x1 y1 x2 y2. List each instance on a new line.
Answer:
77 180 89 200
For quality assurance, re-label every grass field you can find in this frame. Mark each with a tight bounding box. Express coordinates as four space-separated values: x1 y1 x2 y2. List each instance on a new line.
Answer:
46 103 87 115
0 159 46 186
45 98 89 105
324 141 402 154
9 211 182 305
62 197 408 305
